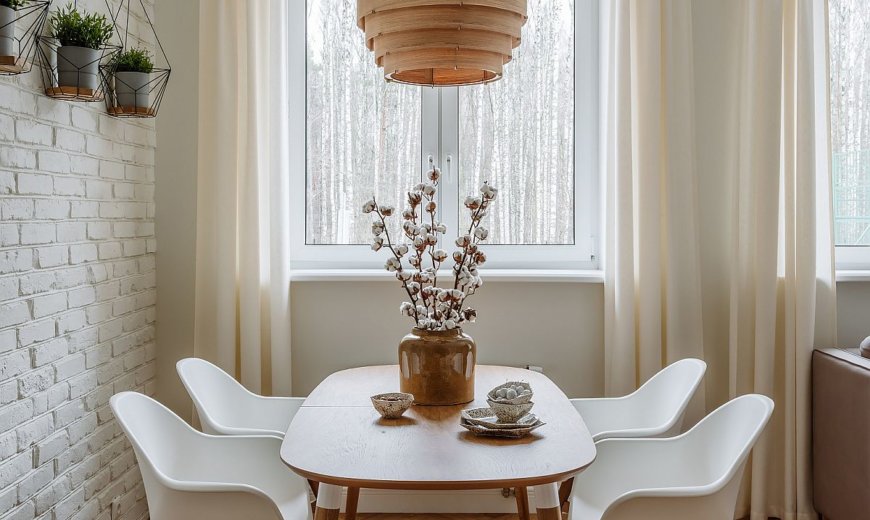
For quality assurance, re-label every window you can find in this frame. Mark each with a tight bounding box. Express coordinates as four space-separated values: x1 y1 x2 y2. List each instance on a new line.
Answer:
290 0 599 270
830 0 870 268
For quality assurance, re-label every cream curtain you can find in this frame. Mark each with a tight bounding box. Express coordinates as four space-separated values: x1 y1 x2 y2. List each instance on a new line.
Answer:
603 1 837 519
194 0 292 396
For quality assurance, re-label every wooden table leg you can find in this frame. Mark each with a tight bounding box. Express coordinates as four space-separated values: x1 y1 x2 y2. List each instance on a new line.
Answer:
313 483 342 520
345 487 360 520
533 483 562 520
514 486 530 520
559 477 574 511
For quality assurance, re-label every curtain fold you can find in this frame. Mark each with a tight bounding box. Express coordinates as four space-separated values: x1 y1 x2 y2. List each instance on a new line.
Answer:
603 0 837 518
195 0 292 396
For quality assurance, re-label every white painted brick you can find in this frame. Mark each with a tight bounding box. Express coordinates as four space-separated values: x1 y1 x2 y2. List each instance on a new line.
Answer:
54 400 84 428
34 475 71 515
86 180 112 199
18 271 55 296
69 155 99 176
112 222 136 239
17 462 54 499
18 366 55 398
53 486 85 519
31 337 68 366
55 353 85 381
34 199 70 220
98 320 123 343
57 310 87 334
67 413 97 444
99 202 145 219
70 201 99 218
0 278 17 301
70 106 98 132
20 223 55 245
0 113 12 141
31 293 67 319
0 349 31 379
86 303 112 325
87 265 108 283
99 161 125 180
0 171 14 193
68 371 97 399
113 183 135 199
122 240 146 257
0 198 33 219
57 221 87 242
17 414 54 452
0 146 37 169
35 246 68 268
95 282 119 302
98 242 122 260
68 286 96 309
69 244 98 265
86 222 111 241
0 224 18 246
54 267 88 290
15 120 53 145
0 330 14 355
54 177 86 197
17 173 53 195
38 150 72 174
0 301 30 328
35 96 70 125
0 250 33 275
55 128 86 152
86 135 113 157
17 319 55 347
0 450 32 488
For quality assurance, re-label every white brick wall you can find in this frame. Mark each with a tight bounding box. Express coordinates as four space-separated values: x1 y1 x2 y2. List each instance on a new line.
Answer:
0 1 157 518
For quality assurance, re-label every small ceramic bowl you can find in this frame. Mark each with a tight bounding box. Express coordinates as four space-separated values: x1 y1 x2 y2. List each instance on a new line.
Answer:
487 399 534 423
371 392 414 419
487 381 534 405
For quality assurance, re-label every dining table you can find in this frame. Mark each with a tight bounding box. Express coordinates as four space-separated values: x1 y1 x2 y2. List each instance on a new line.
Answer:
280 365 597 520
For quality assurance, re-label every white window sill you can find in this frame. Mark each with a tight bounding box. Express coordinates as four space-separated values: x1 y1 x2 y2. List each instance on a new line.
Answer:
290 269 605 283
836 270 870 282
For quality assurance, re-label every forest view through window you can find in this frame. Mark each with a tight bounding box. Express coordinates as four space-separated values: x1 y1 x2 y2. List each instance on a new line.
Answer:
830 0 870 246
306 0 577 247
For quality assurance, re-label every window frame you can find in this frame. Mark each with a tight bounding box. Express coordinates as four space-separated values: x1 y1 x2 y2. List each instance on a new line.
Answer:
289 0 600 271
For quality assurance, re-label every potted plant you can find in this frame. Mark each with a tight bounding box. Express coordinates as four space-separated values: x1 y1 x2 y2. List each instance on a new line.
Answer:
48 2 113 91
112 48 153 109
363 169 498 405
0 0 27 60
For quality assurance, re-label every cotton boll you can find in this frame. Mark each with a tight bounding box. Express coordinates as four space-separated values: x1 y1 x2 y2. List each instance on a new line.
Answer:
379 205 394 216
433 249 448 262
362 199 376 213
385 257 401 271
423 184 437 197
396 244 409 256
474 227 489 240
397 271 412 282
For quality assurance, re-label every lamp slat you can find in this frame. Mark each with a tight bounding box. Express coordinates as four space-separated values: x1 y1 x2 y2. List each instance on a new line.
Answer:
357 0 527 29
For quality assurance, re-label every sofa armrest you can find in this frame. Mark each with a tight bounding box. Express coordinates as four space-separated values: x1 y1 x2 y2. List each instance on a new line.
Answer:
812 348 870 520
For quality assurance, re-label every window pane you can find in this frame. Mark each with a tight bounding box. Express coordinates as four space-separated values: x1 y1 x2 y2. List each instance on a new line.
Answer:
306 0 421 245
830 0 870 246
458 0 574 245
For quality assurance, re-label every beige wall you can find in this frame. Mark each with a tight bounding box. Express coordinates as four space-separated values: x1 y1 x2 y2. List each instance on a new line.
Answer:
154 0 199 418
291 281 604 398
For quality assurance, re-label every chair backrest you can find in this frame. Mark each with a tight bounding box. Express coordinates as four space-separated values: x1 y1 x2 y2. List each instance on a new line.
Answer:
110 391 202 483
629 358 707 433
680 394 774 485
176 357 260 434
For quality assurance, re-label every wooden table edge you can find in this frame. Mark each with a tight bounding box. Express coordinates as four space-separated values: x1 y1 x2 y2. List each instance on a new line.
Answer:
284 462 595 491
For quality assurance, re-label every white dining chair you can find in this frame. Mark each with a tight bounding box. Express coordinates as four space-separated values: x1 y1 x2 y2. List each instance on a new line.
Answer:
571 358 707 441
110 391 312 520
177 357 305 437
568 393 774 520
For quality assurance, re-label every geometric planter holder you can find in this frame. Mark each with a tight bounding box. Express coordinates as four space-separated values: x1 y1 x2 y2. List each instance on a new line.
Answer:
0 1 50 75
35 1 120 102
103 0 170 118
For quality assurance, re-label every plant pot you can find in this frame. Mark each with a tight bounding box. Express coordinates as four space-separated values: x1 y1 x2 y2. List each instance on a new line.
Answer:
0 6 15 59
399 327 476 405
113 71 151 109
56 45 101 91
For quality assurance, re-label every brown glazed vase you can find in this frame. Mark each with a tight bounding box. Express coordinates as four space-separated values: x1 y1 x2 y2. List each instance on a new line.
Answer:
399 328 476 405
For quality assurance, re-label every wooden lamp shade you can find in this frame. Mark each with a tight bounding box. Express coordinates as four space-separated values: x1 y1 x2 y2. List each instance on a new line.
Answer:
357 0 527 86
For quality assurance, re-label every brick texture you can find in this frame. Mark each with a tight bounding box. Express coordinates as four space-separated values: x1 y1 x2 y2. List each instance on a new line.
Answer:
0 1 157 518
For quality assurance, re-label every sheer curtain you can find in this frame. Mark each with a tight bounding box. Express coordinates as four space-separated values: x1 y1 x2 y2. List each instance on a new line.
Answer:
602 1 836 518
194 0 292 396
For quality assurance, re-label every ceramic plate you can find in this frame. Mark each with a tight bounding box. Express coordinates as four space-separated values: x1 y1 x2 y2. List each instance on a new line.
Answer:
461 407 539 429
459 417 545 438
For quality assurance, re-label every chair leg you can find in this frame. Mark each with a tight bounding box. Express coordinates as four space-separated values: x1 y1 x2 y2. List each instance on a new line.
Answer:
313 483 342 520
345 487 360 520
515 486 530 520
533 483 562 520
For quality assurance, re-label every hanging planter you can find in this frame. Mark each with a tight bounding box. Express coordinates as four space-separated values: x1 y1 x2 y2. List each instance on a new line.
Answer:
103 0 170 118
0 0 50 75
36 2 119 101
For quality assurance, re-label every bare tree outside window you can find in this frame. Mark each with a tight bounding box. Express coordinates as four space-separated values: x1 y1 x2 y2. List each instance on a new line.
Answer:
830 0 870 246
459 0 575 245
306 0 421 245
